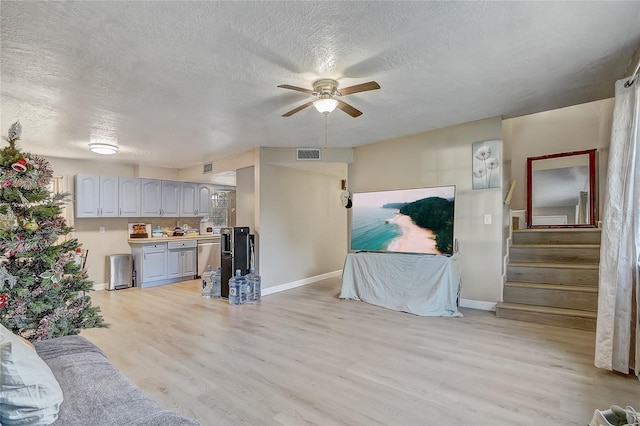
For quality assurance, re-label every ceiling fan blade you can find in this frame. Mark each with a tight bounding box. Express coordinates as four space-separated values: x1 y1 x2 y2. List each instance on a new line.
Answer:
338 81 380 96
282 101 314 117
336 100 363 118
277 84 314 95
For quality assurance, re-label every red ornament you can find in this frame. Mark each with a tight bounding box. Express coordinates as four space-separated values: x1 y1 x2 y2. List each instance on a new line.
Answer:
11 158 27 172
0 294 7 308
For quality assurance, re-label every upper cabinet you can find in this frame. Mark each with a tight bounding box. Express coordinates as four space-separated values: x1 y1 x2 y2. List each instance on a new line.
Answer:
75 174 118 218
179 183 198 217
141 179 162 216
197 184 212 217
76 175 213 218
180 183 212 217
141 179 180 217
161 181 180 216
118 178 141 217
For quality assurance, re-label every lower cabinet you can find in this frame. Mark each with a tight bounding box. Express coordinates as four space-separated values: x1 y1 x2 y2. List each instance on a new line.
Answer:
140 243 168 284
167 241 197 279
131 240 196 288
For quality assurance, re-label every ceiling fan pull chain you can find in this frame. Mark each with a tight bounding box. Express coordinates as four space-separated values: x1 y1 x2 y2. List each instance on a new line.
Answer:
324 113 328 149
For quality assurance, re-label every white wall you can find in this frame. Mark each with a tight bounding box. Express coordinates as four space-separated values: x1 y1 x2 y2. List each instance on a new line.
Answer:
258 162 347 289
47 156 138 178
179 149 256 183
235 166 255 232
502 98 614 215
349 117 504 304
134 165 179 180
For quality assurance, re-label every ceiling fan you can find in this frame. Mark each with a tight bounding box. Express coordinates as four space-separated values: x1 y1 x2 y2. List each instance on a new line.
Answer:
277 79 380 118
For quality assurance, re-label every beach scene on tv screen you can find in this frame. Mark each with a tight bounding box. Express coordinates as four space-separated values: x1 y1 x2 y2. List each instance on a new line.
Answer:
350 186 455 255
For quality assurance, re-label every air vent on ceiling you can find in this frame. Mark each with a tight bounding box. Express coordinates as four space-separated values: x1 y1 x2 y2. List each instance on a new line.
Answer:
203 162 213 174
297 148 321 161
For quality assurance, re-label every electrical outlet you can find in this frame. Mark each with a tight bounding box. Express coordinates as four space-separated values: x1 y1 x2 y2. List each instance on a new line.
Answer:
484 214 492 225
99 226 105 233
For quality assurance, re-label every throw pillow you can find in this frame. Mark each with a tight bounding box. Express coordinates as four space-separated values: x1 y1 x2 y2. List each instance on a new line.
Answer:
0 323 64 425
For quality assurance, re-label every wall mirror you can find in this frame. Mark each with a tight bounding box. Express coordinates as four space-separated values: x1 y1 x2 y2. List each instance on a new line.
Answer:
526 149 597 228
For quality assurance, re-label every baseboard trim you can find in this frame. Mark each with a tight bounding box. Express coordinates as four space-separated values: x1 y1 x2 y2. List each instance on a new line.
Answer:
93 283 107 291
460 298 496 312
262 270 343 297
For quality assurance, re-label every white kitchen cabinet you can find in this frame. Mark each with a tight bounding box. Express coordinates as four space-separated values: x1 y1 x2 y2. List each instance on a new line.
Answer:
141 179 162 216
167 240 197 279
75 174 118 218
75 175 99 218
179 182 198 217
118 178 140 217
197 184 212 216
179 183 211 217
161 181 180 216
99 176 119 217
183 247 197 276
142 179 184 217
167 248 181 278
77 175 207 218
140 243 167 283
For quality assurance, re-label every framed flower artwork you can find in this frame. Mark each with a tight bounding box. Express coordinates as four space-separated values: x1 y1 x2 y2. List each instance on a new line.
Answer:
472 139 501 190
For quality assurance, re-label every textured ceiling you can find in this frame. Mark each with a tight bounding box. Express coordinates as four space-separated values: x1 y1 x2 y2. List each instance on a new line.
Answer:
2 1 640 170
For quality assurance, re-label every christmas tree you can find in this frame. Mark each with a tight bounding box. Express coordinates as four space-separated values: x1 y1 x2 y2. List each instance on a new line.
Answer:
0 121 105 341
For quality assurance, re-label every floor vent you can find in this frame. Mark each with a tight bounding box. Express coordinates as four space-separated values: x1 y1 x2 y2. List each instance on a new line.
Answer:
203 162 213 174
297 148 321 160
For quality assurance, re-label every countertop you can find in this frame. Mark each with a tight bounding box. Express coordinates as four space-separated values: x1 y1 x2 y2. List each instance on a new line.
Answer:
128 234 221 244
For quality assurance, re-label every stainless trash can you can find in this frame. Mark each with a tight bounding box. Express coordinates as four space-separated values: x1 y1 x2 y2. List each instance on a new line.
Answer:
106 254 132 290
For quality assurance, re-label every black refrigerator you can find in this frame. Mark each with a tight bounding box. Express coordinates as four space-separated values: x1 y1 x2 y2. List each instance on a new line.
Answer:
220 227 251 298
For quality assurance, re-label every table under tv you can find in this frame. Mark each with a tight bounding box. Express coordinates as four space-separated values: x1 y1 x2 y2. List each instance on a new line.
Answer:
340 251 462 317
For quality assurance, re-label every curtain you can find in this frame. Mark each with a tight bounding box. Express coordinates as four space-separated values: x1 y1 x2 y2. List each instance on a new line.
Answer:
595 77 640 375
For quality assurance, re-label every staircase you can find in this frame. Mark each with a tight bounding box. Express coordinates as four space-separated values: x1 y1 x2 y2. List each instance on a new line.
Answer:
496 228 601 331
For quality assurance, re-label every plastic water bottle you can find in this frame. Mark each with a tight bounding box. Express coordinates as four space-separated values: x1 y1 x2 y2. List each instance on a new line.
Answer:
238 273 249 304
247 268 261 301
201 265 214 297
212 266 221 298
228 270 245 305
244 271 254 302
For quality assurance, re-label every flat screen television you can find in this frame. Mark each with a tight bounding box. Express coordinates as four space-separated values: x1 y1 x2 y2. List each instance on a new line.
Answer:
350 185 456 255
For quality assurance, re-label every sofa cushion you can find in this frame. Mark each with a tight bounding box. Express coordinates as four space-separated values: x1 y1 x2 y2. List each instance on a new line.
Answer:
34 336 199 426
0 323 64 426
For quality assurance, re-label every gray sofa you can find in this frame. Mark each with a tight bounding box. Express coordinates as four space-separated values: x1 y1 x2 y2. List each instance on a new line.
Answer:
34 335 199 426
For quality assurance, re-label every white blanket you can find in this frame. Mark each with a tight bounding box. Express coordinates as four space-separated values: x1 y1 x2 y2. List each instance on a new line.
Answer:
340 252 462 317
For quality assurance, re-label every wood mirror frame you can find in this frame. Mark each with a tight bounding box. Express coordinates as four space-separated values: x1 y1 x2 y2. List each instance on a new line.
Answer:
526 149 597 228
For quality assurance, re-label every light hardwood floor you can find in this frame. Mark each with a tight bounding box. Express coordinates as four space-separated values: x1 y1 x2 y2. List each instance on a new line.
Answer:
81 277 639 426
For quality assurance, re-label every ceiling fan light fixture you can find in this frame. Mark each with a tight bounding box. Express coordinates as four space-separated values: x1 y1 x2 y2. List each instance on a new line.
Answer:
314 98 338 114
89 142 119 155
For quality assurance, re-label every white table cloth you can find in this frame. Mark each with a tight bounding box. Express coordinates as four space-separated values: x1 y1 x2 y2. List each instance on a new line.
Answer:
340 252 462 317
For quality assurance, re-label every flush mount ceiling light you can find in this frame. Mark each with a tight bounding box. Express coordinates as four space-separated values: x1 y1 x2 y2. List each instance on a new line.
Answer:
313 98 339 114
89 142 118 155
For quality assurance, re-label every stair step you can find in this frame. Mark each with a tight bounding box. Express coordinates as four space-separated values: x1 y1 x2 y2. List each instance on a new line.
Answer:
511 244 601 248
495 302 596 331
507 262 599 286
508 261 598 269
512 229 601 245
509 244 600 263
504 281 598 292
503 282 598 311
